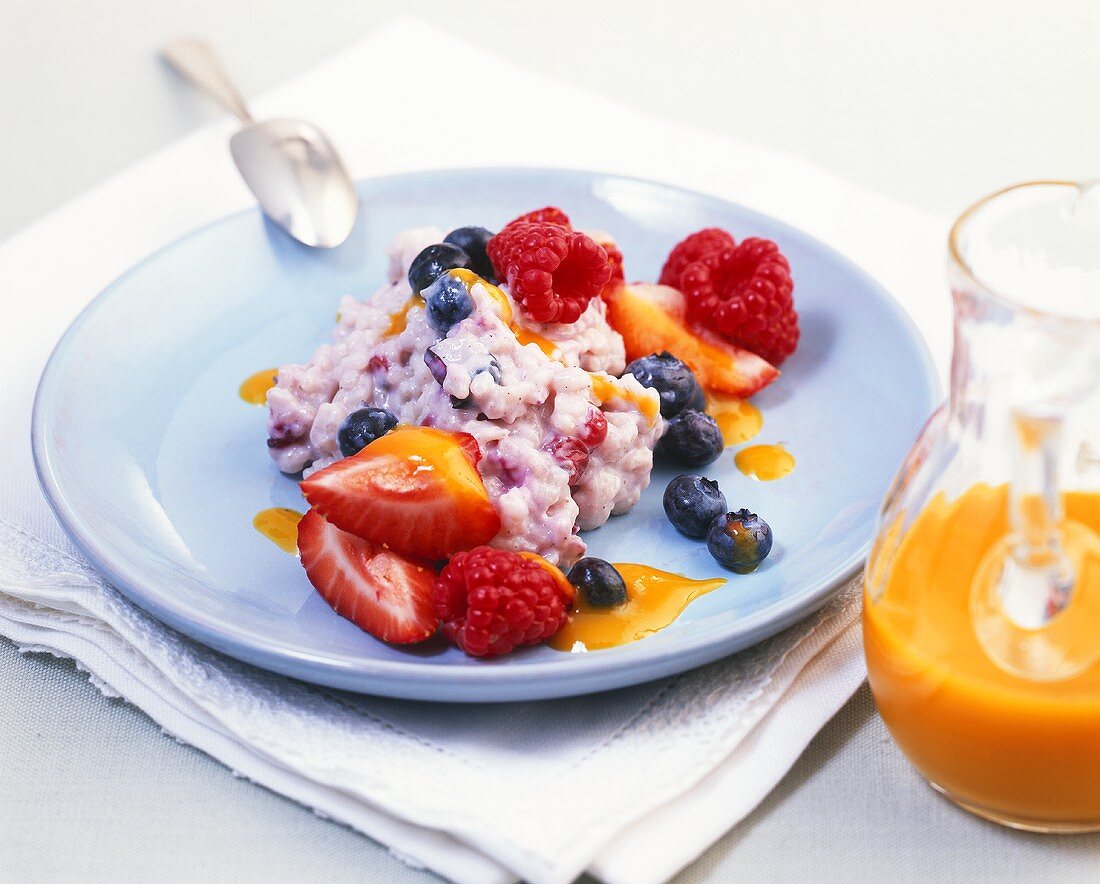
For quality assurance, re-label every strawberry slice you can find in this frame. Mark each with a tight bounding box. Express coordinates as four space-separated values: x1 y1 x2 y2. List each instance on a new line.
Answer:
297 508 438 644
604 283 779 397
301 426 501 560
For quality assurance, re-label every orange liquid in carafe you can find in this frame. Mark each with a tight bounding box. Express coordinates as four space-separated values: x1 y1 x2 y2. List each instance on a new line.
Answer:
864 484 1100 828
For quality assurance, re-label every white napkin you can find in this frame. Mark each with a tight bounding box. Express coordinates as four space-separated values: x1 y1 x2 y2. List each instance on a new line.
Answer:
0 19 952 884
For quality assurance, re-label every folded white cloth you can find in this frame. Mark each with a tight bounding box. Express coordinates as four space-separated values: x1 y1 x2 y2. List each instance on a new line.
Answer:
0 19 951 884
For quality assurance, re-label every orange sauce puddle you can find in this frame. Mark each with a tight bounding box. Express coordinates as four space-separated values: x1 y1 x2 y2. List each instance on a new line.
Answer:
549 563 727 652
707 393 763 447
253 507 303 554
239 368 278 405
735 444 795 481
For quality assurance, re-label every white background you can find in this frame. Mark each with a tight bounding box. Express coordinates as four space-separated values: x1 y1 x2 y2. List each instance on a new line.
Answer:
2 1 1099 880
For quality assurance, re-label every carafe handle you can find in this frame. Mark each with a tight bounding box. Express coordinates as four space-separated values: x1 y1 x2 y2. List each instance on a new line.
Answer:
1001 411 1073 624
971 407 1097 680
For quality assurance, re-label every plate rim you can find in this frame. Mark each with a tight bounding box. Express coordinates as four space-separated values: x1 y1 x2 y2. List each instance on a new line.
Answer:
31 165 942 701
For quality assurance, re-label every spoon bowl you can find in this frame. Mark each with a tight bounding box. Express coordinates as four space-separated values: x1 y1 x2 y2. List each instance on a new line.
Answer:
163 38 358 249
229 118 357 248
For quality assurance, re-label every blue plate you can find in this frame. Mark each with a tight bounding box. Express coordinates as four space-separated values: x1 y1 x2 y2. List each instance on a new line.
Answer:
32 168 938 702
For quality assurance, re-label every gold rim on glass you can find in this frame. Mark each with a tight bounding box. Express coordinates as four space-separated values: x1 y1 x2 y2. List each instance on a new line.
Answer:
948 179 1092 318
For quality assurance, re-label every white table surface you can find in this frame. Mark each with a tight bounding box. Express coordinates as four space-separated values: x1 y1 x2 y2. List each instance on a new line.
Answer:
3 2 1100 880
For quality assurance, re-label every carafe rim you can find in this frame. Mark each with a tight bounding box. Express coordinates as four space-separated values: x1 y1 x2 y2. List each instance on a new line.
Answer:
949 179 1100 326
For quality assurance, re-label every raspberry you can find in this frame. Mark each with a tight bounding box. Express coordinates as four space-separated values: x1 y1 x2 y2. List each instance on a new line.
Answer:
578 408 608 448
543 435 591 486
679 237 799 365
658 228 736 288
506 206 571 227
589 234 624 296
433 546 574 657
487 222 612 324
603 241 624 287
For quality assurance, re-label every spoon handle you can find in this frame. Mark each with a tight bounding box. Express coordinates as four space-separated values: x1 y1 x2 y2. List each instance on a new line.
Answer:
162 38 254 124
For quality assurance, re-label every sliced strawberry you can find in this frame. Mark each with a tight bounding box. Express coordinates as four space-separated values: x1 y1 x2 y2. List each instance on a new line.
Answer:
454 431 482 467
604 283 779 397
297 508 438 644
301 426 501 560
625 282 687 313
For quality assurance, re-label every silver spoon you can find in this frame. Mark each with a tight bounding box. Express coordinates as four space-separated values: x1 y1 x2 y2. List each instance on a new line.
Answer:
162 38 358 249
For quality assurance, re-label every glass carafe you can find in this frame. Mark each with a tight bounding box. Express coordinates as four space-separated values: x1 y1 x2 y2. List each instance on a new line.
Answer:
864 181 1100 832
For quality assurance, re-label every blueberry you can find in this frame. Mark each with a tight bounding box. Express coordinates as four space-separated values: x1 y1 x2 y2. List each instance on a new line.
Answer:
623 352 706 418
474 357 502 384
408 243 470 294
707 509 773 573
337 406 398 457
444 226 497 282
424 274 474 332
660 409 724 466
426 345 498 409
567 557 628 607
424 347 448 386
663 474 727 538
449 358 501 409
